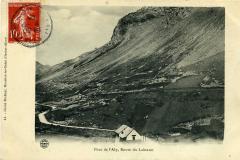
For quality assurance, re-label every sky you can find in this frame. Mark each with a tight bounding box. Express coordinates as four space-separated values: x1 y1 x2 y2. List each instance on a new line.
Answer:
36 6 140 66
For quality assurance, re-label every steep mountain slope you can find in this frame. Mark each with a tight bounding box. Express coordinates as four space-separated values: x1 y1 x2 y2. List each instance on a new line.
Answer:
36 62 50 81
36 7 224 139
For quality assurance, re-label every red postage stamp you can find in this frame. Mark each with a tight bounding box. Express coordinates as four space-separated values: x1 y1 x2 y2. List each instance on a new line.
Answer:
8 3 41 43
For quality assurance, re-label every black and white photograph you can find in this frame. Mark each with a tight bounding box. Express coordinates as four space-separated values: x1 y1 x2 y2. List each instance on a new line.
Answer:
35 6 225 143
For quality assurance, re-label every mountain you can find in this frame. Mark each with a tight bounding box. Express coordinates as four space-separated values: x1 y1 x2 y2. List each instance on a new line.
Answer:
36 62 50 81
36 7 224 140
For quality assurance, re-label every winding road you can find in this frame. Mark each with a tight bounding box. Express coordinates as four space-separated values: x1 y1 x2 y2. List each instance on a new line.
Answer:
37 103 115 132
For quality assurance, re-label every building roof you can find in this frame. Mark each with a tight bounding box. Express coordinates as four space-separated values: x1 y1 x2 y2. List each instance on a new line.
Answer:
115 125 135 138
115 125 128 134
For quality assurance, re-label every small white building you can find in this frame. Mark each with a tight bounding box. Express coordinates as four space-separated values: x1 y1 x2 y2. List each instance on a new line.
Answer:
115 125 142 142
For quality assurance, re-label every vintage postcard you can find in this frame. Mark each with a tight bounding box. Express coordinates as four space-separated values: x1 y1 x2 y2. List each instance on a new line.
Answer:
1 0 240 159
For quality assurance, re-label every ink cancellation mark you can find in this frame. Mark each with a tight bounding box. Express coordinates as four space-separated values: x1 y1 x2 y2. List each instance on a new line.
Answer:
8 2 52 47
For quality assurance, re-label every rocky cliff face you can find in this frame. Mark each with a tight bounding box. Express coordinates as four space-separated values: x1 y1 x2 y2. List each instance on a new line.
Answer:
37 7 224 100
37 7 192 82
36 7 224 139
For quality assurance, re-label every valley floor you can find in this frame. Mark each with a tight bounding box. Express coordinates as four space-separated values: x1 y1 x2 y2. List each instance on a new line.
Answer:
36 88 224 142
